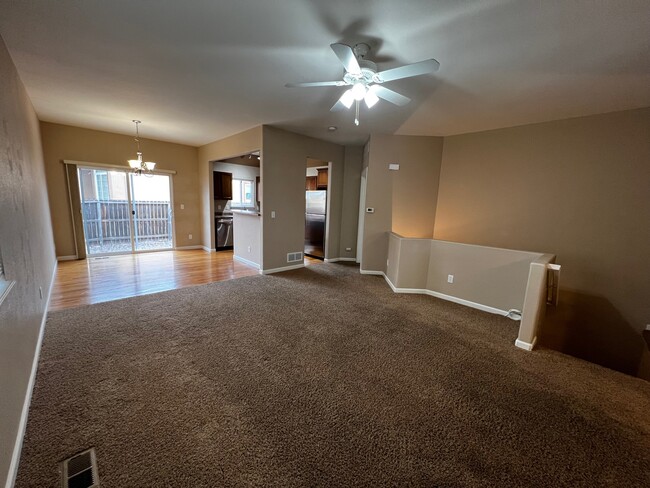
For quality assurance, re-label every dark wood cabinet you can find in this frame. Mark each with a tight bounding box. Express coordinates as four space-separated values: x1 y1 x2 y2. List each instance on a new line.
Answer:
214 171 233 200
305 176 317 191
316 168 328 189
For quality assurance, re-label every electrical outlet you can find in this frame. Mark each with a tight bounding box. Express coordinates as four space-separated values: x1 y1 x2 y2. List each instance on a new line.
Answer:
366 207 375 213
447 274 454 284
180 204 185 210
189 234 193 240
345 247 352 252
247 246 251 253
271 210 276 218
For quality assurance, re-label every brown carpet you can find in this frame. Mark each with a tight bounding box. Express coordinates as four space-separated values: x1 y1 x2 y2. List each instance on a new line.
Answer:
16 263 650 487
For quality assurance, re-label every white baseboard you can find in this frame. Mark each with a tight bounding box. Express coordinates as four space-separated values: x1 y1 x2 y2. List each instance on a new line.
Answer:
379 272 508 316
175 245 204 250
56 255 77 261
260 263 305 275
359 269 385 275
6 261 57 488
515 337 537 351
324 257 357 263
425 290 508 316
201 246 212 252
233 255 261 269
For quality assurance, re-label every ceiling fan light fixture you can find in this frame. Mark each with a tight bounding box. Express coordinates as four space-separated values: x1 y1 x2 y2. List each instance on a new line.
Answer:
364 89 379 108
339 89 355 109
352 82 366 101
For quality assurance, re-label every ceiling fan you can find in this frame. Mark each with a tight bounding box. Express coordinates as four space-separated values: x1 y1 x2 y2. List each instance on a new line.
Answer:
286 42 440 126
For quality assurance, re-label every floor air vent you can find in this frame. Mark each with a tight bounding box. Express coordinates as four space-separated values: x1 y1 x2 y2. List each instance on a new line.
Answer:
287 251 303 263
61 448 99 488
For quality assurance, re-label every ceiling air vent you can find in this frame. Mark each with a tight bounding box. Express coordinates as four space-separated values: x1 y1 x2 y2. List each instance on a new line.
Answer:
287 251 303 263
61 448 99 488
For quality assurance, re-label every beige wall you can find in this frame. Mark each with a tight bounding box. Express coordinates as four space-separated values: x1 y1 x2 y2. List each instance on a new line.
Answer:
0 35 56 487
40 122 200 256
261 126 345 270
198 126 262 250
434 107 650 375
362 135 444 272
233 213 261 267
339 146 363 260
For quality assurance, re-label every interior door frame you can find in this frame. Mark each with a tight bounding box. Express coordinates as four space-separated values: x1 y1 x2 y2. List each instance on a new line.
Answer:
76 164 176 256
356 166 368 264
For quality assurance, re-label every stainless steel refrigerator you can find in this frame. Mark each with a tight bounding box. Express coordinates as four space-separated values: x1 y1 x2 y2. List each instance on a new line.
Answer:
305 190 326 258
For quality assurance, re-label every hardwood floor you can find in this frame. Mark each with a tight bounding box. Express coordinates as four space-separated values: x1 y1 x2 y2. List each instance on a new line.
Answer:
50 250 323 312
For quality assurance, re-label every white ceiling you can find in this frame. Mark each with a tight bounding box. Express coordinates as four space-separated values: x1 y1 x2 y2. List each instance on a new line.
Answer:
1 0 649 147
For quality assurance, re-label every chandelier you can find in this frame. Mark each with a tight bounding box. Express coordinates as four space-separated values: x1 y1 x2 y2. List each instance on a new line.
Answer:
127 120 156 176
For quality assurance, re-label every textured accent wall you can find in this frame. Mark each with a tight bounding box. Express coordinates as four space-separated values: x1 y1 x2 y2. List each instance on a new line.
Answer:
0 35 56 487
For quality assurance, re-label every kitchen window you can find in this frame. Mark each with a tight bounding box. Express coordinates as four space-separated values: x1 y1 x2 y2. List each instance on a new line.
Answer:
231 179 254 208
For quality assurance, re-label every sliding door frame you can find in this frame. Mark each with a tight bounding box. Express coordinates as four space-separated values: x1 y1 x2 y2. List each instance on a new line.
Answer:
74 162 177 257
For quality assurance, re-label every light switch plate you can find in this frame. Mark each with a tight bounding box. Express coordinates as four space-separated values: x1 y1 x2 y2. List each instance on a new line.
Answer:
389 163 400 171
366 207 375 213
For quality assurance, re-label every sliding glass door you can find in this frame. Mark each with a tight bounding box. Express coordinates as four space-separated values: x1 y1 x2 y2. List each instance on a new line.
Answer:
78 167 174 255
130 174 173 251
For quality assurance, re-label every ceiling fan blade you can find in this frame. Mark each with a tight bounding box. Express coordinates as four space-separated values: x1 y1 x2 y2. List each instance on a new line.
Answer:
285 81 346 88
375 58 440 83
330 43 361 75
369 85 411 106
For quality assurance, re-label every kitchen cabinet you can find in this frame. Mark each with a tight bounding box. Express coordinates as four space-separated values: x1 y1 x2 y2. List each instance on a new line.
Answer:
305 176 317 190
316 168 328 189
214 171 233 200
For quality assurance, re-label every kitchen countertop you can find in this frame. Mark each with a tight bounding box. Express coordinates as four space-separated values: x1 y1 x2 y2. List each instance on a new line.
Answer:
231 209 261 216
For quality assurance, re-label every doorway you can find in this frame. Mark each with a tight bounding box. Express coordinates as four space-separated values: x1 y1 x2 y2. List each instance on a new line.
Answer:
78 167 174 255
305 160 329 259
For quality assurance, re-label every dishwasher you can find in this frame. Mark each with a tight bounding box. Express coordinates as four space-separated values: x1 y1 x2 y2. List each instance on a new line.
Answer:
216 215 233 250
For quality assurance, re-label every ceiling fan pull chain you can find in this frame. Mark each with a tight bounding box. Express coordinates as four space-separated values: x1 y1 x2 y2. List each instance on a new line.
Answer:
355 100 360 126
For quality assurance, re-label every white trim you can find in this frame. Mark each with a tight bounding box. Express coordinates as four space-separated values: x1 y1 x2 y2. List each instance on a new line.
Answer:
515 337 537 351
324 257 356 263
56 255 77 261
424 290 507 316
359 269 384 275
233 255 261 270
64 159 176 175
174 245 204 250
5 261 57 488
374 271 509 316
260 263 305 275
201 246 212 252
